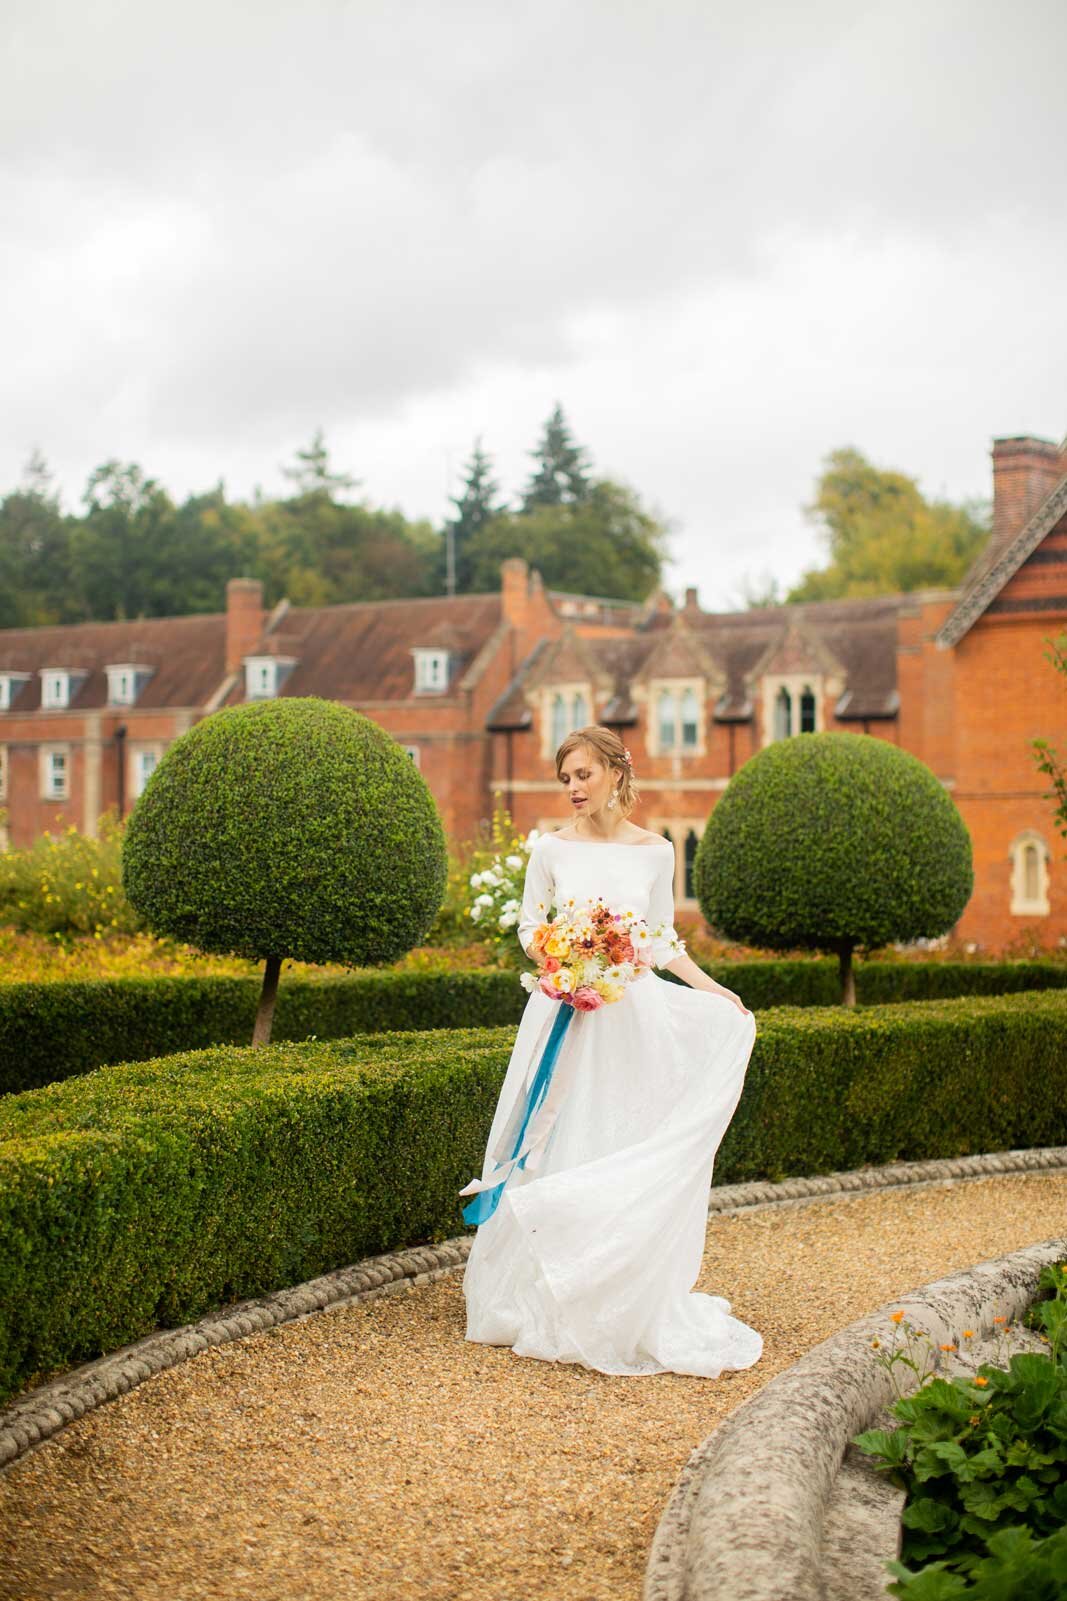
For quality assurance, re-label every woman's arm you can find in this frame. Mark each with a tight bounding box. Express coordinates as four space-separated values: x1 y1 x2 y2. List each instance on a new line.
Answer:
647 845 750 1014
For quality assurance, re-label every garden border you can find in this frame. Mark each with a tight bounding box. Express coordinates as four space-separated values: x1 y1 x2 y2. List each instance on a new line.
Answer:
3 1144 1067 1473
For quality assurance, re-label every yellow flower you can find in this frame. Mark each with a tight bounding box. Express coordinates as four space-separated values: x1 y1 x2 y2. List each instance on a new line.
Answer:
890 1311 905 1325
962 1330 974 1340
870 1338 881 1350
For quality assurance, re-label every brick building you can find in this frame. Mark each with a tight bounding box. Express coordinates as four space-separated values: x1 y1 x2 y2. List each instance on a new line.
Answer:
1 433 1064 952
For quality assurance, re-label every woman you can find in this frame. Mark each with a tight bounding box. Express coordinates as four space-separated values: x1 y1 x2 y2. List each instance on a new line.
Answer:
460 726 763 1379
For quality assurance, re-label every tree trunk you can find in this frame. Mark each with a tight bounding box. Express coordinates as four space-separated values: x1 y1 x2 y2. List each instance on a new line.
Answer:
838 942 856 1008
252 955 283 1046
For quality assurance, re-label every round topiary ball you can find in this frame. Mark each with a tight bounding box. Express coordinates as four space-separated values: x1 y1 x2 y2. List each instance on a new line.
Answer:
121 697 448 967
693 731 973 954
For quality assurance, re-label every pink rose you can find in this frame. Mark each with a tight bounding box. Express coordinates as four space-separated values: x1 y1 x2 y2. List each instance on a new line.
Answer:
542 956 561 974
570 985 604 1011
538 974 560 998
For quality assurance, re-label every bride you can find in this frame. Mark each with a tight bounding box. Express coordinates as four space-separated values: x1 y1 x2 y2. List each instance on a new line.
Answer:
459 725 763 1379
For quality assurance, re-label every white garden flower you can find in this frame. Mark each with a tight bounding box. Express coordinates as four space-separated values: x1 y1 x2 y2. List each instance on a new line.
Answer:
480 870 500 889
519 971 537 992
501 897 520 913
505 855 523 869
474 893 494 908
498 911 518 930
469 873 483 889
470 905 482 922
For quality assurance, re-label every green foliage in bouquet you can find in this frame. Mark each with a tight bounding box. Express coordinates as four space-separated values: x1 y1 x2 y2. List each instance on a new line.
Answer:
121 697 447 1044
694 732 973 1006
0 811 141 938
855 1262 1067 1599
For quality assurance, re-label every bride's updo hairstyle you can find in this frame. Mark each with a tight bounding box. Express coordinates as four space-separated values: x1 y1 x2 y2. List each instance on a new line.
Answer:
554 725 640 818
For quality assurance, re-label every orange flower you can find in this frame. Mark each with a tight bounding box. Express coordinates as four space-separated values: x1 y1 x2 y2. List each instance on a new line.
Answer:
890 1311 905 1324
940 1343 957 1352
973 1376 989 1388
871 1338 881 1349
962 1330 974 1339
993 1316 1006 1325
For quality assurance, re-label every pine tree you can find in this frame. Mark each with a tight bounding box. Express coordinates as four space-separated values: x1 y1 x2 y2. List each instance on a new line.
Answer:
445 438 504 594
521 404 592 511
281 429 360 501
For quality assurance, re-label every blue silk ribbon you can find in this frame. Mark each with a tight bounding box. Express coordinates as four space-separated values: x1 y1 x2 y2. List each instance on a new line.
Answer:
461 1002 576 1226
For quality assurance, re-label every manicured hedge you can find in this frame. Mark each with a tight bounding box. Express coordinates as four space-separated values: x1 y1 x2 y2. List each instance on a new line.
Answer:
2 989 1066 1405
2 961 1066 1095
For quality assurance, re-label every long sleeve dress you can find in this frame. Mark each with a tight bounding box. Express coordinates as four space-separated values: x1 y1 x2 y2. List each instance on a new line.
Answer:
460 830 763 1379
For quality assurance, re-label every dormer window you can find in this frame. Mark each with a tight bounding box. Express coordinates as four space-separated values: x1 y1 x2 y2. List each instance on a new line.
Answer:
40 669 86 710
245 657 278 700
763 675 821 745
648 679 705 756
0 672 30 711
106 664 154 707
413 649 450 693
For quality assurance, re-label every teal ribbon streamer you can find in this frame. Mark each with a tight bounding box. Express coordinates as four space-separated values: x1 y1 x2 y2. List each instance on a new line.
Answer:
461 1002 576 1226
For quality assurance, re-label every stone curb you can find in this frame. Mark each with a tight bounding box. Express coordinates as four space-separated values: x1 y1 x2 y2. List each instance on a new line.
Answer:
3 1145 1066 1472
643 1236 1067 1601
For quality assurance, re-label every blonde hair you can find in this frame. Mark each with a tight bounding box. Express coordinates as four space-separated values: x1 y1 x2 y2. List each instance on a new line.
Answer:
554 725 639 819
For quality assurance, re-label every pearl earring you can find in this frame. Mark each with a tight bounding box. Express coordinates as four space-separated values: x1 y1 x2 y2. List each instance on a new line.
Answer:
607 790 618 810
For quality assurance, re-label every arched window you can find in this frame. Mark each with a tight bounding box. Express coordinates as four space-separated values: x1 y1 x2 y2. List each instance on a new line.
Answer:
658 689 677 751
1009 831 1050 916
774 686 792 741
572 689 589 730
551 692 568 750
681 687 699 748
800 686 817 733
684 828 699 900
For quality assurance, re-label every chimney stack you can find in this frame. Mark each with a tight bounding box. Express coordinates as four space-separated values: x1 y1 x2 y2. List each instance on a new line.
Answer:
226 578 265 676
991 436 1066 549
500 557 530 630
684 585 699 612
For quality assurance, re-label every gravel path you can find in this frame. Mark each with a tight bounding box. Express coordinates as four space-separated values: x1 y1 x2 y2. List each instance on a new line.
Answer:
4 1170 1067 1601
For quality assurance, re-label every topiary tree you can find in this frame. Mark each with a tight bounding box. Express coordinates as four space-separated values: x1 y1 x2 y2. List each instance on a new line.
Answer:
122 697 447 1044
693 731 973 1005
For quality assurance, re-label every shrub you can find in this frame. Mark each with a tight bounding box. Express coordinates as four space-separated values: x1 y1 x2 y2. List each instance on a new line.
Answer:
121 697 448 1043
2 990 1066 1403
0 812 140 937
695 732 974 1005
4 961 1067 1095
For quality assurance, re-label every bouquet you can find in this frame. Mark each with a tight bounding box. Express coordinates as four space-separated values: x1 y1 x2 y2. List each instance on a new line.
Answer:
519 895 685 1010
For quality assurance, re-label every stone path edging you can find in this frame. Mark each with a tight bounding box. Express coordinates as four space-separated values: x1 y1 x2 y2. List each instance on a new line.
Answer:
643 1236 1067 1601
3 1144 1067 1471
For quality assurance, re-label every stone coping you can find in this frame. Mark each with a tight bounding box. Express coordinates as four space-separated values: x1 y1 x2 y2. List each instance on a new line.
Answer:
643 1236 1067 1601
3 1144 1067 1472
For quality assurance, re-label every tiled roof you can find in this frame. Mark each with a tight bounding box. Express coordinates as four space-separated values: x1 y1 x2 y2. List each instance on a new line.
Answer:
0 613 227 712
224 593 503 705
936 474 1067 648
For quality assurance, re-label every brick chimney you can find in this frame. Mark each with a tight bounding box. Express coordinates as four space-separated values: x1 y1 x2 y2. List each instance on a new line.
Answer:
226 578 265 675
684 585 699 612
501 557 529 629
991 436 1067 548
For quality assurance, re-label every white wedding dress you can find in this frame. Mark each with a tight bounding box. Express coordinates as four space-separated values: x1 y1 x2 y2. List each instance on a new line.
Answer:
461 831 764 1378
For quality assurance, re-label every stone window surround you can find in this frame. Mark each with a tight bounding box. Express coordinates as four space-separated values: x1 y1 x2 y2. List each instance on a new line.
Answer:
412 649 450 693
0 672 31 711
761 673 824 747
39 743 70 801
539 680 594 759
1009 829 1050 917
650 814 704 907
645 677 706 758
129 742 165 800
402 745 421 767
40 668 86 711
106 663 153 707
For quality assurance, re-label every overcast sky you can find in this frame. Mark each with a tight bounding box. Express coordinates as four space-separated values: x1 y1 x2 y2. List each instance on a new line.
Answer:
2 0 1065 611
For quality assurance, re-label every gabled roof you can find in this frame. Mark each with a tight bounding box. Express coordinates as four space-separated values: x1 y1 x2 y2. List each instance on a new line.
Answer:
0 614 228 712
223 593 502 705
936 473 1067 648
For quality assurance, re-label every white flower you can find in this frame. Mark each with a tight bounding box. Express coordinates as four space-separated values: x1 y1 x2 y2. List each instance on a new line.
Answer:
630 923 651 947
604 963 634 984
505 855 523 869
498 911 518 930
469 873 483 889
469 905 482 922
519 971 537 992
501 898 520 913
474 893 494 909
480 870 500 889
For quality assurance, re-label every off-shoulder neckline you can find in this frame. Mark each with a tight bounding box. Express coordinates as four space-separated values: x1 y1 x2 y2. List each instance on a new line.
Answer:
541 831 668 849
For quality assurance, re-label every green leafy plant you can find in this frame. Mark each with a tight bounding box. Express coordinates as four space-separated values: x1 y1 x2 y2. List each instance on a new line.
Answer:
0 811 141 938
855 1262 1067 1596
463 797 539 970
694 732 974 1005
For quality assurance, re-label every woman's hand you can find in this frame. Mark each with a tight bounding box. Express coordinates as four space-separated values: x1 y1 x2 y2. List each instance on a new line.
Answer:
663 952 751 1015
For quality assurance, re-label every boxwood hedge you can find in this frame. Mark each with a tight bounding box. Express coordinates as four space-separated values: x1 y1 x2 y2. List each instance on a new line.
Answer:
2 961 1066 1095
2 988 1066 1405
